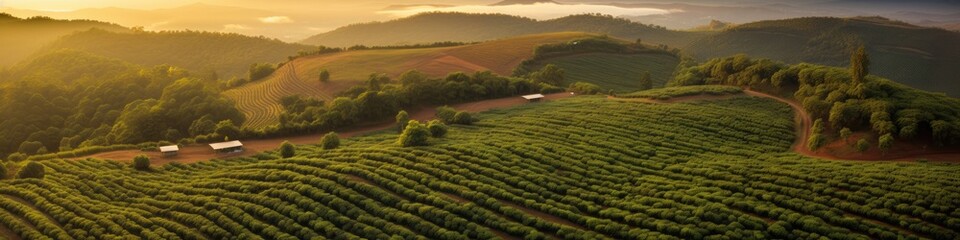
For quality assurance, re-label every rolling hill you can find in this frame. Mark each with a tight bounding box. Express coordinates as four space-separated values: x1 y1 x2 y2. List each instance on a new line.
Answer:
226 32 594 129
0 13 127 67
42 29 315 78
530 53 679 91
684 16 960 96
300 12 703 48
2 95 959 239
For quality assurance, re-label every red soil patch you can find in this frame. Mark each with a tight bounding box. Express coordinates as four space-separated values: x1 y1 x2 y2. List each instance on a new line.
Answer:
77 92 575 165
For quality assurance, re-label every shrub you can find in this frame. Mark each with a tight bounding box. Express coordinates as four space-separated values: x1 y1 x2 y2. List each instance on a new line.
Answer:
855 139 870 153
280 141 295 158
398 120 430 147
321 132 340 150
133 155 150 171
436 106 457 123
0 164 6 179
319 69 331 82
453 112 473 125
427 120 448 137
568 82 602 94
17 162 44 179
808 134 825 151
878 134 894 154
7 153 26 161
396 111 410 133
839 128 852 143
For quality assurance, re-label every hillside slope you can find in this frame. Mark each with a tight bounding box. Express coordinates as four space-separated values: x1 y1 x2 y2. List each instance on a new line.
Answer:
226 32 593 129
43 29 314 78
301 12 702 48
2 96 958 239
684 16 960 96
0 13 127 66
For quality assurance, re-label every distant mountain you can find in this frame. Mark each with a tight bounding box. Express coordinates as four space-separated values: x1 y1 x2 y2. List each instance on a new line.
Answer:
492 0 559 5
0 13 127 66
685 16 960 96
44 29 314 78
301 12 703 48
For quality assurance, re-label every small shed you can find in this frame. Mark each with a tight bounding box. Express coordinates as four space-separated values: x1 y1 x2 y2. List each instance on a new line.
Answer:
209 140 244 154
522 94 545 102
159 145 179 157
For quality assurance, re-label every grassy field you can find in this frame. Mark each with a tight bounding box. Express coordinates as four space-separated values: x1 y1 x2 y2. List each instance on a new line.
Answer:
2 97 958 239
224 32 594 129
529 53 680 92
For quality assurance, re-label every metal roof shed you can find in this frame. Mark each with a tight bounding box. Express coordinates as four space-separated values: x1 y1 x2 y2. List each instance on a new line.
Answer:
522 94 545 102
209 140 244 153
160 145 179 157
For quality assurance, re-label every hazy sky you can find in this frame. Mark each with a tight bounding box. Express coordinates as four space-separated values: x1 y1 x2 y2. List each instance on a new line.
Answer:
1 0 484 11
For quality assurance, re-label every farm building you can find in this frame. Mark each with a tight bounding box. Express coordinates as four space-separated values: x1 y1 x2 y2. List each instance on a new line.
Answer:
210 140 244 154
159 145 179 157
522 94 545 102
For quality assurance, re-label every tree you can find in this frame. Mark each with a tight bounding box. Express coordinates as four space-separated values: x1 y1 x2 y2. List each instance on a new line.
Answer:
808 134 826 152
249 63 276 81
215 120 241 140
531 64 564 86
0 164 6 179
839 128 852 144
17 161 44 179
856 139 870 153
395 111 410 133
427 120 448 137
320 132 340 150
133 155 150 171
367 73 390 91
638 71 653 90
453 112 472 125
850 46 869 84
398 120 430 147
319 69 330 82
878 134 894 155
812 119 824 134
280 141 295 158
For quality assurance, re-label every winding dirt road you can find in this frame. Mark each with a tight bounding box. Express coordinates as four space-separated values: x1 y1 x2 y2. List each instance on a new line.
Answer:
612 90 960 163
78 92 575 165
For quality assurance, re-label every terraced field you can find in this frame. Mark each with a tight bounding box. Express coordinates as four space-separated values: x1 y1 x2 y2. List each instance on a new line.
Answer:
224 32 594 129
529 53 680 91
223 64 354 129
2 97 958 239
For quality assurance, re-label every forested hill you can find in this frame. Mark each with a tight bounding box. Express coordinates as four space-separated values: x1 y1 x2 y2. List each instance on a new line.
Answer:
301 12 703 48
0 13 127 67
0 49 244 160
43 29 315 78
684 16 960 96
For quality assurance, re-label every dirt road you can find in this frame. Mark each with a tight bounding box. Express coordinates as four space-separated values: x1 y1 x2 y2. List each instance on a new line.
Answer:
79 92 575 165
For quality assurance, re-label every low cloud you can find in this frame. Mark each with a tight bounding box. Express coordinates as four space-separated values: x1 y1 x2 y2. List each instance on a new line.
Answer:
258 16 294 24
378 3 671 20
223 24 251 31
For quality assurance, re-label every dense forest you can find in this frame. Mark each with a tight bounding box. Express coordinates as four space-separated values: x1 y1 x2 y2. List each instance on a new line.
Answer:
0 50 244 160
43 28 313 78
671 53 960 148
301 12 703 49
0 13 127 67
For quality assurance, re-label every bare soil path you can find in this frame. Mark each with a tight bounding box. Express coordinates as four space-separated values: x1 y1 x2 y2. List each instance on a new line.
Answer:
77 92 575 165
611 89 960 163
